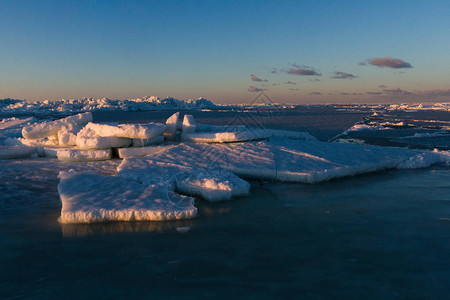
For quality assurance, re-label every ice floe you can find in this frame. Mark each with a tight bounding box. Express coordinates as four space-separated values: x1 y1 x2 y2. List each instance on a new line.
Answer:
119 139 450 184
58 170 197 223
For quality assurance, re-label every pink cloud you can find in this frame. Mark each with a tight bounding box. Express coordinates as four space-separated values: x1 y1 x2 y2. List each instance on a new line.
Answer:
248 86 267 92
250 74 268 82
287 64 321 76
366 57 412 69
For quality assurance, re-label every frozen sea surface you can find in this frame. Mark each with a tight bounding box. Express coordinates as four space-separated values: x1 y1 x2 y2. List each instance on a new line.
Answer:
1 107 450 299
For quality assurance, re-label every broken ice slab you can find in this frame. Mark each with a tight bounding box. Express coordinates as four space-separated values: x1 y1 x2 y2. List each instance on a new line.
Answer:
58 170 197 224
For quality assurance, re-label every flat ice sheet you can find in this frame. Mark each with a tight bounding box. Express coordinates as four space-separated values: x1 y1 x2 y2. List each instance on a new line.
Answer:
181 129 272 143
118 144 170 158
181 129 317 143
58 170 197 223
0 117 36 143
0 145 37 159
119 139 450 183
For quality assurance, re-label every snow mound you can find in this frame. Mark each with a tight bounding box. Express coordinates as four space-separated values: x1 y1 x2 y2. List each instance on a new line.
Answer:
58 170 197 224
22 112 92 140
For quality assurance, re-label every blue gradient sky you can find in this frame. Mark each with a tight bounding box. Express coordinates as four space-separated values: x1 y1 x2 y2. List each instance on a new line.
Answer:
1 0 449 104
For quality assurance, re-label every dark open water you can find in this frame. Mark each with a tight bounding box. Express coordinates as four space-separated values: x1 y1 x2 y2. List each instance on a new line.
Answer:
1 108 449 299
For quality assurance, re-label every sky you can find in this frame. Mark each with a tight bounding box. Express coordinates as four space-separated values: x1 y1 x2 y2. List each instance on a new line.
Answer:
1 0 450 104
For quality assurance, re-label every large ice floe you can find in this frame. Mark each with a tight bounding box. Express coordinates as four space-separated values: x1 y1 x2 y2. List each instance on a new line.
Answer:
58 170 197 223
2 111 450 224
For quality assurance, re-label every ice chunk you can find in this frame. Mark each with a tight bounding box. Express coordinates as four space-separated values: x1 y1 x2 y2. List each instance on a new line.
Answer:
58 170 197 224
175 169 250 202
118 144 172 158
0 145 38 159
43 147 59 158
131 135 164 147
181 129 272 143
164 112 179 140
57 124 83 146
22 112 92 139
84 122 165 139
57 149 112 162
396 150 450 169
182 115 196 133
76 127 132 149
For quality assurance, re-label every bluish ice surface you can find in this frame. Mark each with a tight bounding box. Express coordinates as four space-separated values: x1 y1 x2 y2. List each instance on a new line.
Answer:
1 107 449 299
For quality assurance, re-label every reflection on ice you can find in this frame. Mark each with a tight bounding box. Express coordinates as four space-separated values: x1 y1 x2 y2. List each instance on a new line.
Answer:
61 219 195 237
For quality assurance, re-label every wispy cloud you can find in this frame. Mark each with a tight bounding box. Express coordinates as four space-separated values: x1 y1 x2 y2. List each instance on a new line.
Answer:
248 86 267 92
382 88 412 95
378 84 387 88
287 64 321 76
331 71 357 79
366 91 383 95
361 56 413 69
414 89 450 97
250 74 268 82
284 81 297 85
289 88 300 91
308 92 322 95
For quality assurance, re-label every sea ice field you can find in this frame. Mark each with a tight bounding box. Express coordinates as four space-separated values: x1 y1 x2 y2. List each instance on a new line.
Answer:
1 100 449 299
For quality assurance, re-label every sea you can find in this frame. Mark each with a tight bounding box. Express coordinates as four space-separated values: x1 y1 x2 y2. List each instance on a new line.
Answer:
1 106 449 299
